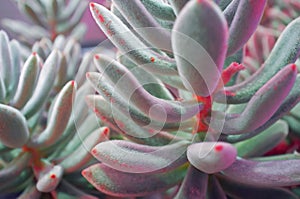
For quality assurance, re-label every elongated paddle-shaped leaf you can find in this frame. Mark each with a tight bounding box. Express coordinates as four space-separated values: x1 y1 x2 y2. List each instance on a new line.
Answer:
0 104 29 148
82 163 187 197
172 0 228 96
91 140 189 173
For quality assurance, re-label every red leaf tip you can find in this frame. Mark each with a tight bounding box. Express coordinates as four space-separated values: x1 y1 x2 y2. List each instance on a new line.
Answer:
103 127 109 136
95 54 100 60
50 174 56 179
90 2 95 8
214 144 223 152
32 52 37 56
91 148 98 155
291 64 298 72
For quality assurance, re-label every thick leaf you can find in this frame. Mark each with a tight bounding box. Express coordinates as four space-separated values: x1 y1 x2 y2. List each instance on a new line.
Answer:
28 81 76 148
0 31 12 90
7 40 21 99
22 50 59 118
187 142 237 174
0 153 30 183
36 165 63 192
172 0 228 96
222 0 240 27
113 0 172 50
218 175 298 199
234 120 288 157
227 0 266 55
0 104 29 148
82 163 187 197
89 2 177 75
174 165 208 199
223 159 300 186
207 176 226 199
11 53 39 109
58 180 98 199
88 60 201 123
85 95 180 146
140 0 176 21
219 64 297 134
18 183 41 199
91 140 189 173
60 127 109 173
224 74 300 142
218 17 300 103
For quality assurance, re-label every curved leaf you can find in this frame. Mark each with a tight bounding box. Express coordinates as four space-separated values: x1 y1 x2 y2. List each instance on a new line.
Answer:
60 127 109 173
11 53 39 109
82 163 187 197
219 64 297 134
89 2 177 75
227 0 266 55
113 0 172 50
28 81 76 148
91 140 189 173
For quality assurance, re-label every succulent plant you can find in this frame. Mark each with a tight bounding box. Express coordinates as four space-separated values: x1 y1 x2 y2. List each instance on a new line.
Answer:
81 0 300 198
0 30 111 198
1 0 300 198
2 0 88 46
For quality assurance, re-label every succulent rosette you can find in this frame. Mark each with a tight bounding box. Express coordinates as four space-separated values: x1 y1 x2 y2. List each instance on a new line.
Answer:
82 0 300 198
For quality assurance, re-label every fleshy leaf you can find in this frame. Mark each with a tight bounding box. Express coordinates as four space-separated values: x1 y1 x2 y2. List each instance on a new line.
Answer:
0 153 30 183
18 183 41 199
36 165 63 193
60 127 109 173
219 64 297 134
224 74 300 142
113 0 172 50
207 176 227 199
172 0 228 96
91 140 189 173
22 50 59 118
82 163 187 197
174 165 208 199
11 53 39 109
85 95 180 146
140 0 176 21
234 120 288 157
218 17 300 103
218 175 298 199
90 2 177 75
187 142 237 174
28 81 76 148
223 159 300 186
227 0 267 55
0 104 29 148
88 59 201 123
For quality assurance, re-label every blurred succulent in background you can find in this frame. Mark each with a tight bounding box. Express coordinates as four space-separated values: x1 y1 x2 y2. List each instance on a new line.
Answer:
0 29 111 198
82 0 300 198
2 0 88 47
